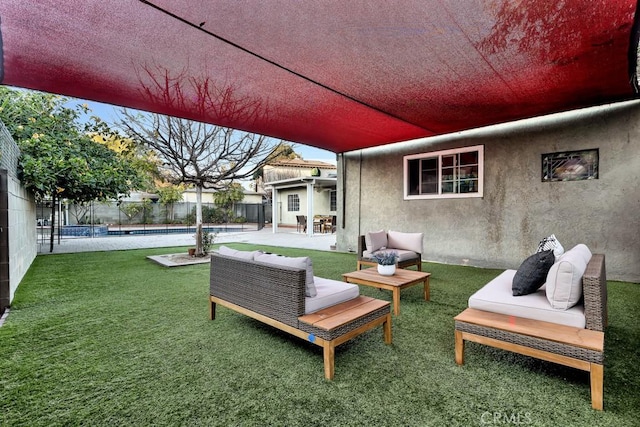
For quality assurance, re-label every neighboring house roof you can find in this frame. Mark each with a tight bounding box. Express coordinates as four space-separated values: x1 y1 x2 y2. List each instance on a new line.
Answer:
264 176 337 190
266 159 337 169
263 159 337 185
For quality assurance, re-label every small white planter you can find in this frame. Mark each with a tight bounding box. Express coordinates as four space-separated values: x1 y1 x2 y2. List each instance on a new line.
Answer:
377 264 396 276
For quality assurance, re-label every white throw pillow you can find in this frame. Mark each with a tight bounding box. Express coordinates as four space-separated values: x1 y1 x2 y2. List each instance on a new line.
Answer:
254 253 317 297
536 234 565 258
545 244 592 310
218 245 262 260
365 230 388 252
387 230 423 254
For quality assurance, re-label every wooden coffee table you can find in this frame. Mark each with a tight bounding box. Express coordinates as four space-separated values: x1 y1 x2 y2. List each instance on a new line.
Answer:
342 268 431 315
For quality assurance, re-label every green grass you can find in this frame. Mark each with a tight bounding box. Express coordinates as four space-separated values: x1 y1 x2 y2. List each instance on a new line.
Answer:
1 244 639 426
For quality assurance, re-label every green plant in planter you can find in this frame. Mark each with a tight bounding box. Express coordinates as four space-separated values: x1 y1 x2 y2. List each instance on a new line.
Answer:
370 250 398 265
201 230 218 255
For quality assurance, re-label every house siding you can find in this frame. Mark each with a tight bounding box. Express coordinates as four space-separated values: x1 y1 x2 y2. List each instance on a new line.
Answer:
276 188 335 226
278 188 305 225
338 101 640 282
264 159 337 227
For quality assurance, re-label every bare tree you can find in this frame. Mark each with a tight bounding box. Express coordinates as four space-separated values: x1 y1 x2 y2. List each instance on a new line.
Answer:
118 111 280 255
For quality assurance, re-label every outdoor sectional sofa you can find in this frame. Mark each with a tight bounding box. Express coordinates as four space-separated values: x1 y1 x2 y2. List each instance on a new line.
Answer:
209 247 392 379
454 244 607 410
357 230 423 271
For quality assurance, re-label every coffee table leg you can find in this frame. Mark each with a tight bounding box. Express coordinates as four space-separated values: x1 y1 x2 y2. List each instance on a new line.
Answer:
392 289 400 316
424 277 430 301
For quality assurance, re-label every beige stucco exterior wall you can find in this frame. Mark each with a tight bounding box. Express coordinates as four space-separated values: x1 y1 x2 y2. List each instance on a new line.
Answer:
276 187 335 226
338 101 640 282
181 191 216 203
182 190 263 204
277 188 305 225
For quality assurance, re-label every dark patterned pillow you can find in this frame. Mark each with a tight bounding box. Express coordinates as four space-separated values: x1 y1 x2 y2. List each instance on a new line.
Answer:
512 250 555 296
536 234 564 257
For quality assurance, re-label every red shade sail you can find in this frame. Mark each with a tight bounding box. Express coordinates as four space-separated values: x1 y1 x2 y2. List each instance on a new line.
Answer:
0 1 638 153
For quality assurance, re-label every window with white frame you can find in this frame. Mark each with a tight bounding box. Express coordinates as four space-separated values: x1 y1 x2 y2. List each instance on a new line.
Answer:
404 145 483 199
287 194 300 211
330 190 337 211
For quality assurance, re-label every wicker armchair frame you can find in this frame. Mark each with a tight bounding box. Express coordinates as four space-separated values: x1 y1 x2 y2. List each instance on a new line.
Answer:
454 254 607 410
356 235 422 271
209 253 391 379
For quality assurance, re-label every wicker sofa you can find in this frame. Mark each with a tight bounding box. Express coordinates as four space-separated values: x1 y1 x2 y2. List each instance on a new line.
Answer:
357 230 423 271
209 249 392 379
454 245 607 410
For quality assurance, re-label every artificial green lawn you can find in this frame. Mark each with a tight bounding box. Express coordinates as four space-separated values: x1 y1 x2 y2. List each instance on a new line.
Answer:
1 244 639 426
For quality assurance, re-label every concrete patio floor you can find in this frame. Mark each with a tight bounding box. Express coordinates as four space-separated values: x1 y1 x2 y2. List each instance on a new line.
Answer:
38 227 338 254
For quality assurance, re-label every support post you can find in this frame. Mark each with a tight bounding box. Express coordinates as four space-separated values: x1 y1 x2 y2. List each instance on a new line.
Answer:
306 181 314 237
271 186 278 233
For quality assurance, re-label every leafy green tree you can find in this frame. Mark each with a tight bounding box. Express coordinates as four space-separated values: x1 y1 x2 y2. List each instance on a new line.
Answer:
119 202 143 224
91 132 161 192
0 87 143 251
214 182 245 223
155 184 183 222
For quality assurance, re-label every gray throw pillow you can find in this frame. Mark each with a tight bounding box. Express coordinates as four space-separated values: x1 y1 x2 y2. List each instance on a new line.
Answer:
512 250 555 296
218 245 262 260
365 230 387 252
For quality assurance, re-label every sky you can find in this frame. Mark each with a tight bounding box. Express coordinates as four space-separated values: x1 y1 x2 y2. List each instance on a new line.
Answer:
75 98 337 164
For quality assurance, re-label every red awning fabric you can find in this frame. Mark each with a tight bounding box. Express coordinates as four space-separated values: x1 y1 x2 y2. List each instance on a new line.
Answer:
0 1 638 153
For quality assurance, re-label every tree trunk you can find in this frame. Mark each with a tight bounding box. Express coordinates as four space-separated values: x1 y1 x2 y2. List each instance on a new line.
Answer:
195 184 203 256
49 194 56 253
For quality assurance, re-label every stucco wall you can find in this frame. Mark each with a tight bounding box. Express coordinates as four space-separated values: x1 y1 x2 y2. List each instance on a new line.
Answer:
277 188 306 225
338 101 640 282
277 187 335 226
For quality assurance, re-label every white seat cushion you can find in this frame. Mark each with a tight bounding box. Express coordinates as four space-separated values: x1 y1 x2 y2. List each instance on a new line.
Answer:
305 277 359 314
363 249 418 262
468 270 586 328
